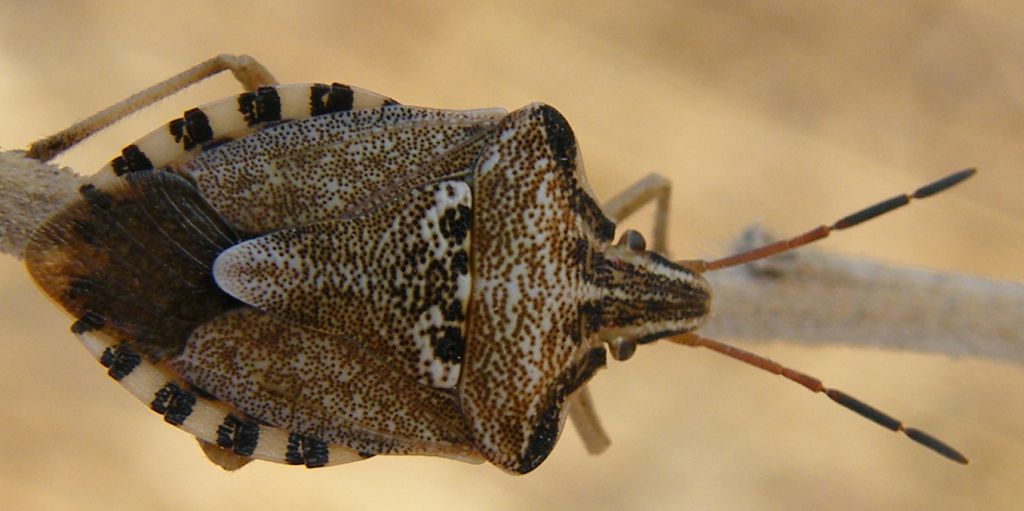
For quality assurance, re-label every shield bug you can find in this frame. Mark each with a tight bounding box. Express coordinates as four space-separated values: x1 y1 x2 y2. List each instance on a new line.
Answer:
19 54 970 474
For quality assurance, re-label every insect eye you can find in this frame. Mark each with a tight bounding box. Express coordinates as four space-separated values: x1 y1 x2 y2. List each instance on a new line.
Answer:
608 337 637 361
617 229 646 252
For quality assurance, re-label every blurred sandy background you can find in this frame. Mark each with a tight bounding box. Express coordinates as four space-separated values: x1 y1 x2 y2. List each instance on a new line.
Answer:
1 1 1022 510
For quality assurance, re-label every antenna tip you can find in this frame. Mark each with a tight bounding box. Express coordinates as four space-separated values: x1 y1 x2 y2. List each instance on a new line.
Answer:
912 168 977 199
905 428 970 465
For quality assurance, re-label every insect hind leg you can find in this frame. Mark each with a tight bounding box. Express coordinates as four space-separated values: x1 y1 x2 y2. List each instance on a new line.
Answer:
27 54 277 161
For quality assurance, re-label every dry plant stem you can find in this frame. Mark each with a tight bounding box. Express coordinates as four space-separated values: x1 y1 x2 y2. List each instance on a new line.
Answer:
2 150 1021 459
0 150 81 258
702 242 1024 367
2 150 1021 362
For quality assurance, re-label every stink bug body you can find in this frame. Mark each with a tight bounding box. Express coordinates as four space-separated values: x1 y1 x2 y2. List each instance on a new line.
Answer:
19 55 970 474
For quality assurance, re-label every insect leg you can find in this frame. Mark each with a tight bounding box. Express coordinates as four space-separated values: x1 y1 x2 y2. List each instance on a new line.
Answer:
669 332 969 464
601 173 671 253
567 386 611 455
26 54 277 161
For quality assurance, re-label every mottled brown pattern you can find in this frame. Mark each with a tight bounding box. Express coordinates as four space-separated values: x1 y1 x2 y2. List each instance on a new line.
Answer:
173 308 475 455
214 180 475 388
179 106 502 234
462 104 610 472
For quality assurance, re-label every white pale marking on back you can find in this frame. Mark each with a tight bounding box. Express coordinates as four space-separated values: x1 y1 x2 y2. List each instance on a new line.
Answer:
411 305 450 386
402 181 472 388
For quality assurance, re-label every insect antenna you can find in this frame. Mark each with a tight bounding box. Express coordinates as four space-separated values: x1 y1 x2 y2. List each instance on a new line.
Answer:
669 332 969 464
665 169 975 463
680 168 976 272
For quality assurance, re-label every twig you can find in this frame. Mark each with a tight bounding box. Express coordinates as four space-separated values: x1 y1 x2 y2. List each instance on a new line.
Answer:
3 149 1021 367
703 229 1024 366
0 150 81 258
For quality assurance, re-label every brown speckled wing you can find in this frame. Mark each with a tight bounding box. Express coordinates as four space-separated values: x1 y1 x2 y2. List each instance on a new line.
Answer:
179 105 504 234
173 307 475 456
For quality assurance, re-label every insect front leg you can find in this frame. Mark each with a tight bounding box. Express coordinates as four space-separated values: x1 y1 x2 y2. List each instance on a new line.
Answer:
27 54 278 161
600 173 671 253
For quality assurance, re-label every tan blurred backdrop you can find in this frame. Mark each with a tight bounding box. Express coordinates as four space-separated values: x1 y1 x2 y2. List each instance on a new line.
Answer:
1 1 1021 510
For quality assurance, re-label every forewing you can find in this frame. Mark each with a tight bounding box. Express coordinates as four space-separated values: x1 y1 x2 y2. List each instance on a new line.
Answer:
172 308 476 457
181 105 504 233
